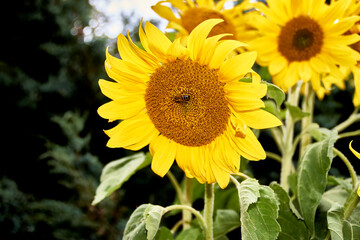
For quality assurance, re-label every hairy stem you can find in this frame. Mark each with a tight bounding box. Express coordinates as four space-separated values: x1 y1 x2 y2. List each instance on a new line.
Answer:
164 204 206 232
281 85 300 191
204 183 214 240
333 107 360 132
300 82 315 156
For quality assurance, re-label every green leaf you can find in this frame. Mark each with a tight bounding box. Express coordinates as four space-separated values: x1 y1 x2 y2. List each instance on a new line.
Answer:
240 185 281 240
144 204 165 240
155 227 173 240
343 220 360 240
92 152 151 205
285 102 310 123
123 204 165 240
175 228 202 240
123 204 149 240
213 209 241 239
270 182 309 240
237 178 260 212
327 204 345 240
297 130 338 236
266 82 285 108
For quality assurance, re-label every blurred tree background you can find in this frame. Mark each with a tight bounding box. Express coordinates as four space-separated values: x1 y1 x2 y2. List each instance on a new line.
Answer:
1 0 359 239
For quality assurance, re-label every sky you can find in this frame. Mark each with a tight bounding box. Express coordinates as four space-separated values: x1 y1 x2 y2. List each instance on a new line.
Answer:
84 0 167 42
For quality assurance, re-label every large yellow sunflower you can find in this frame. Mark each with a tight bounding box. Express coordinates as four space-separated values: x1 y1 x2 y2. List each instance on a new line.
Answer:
151 0 258 43
98 19 282 188
250 0 360 99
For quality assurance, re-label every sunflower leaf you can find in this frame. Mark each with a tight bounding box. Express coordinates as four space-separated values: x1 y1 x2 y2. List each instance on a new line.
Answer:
270 182 309 239
285 102 310 123
213 209 241 239
237 178 260 212
123 204 149 240
155 227 174 240
265 82 285 108
327 203 345 240
92 152 151 205
144 204 165 240
297 130 338 237
343 221 360 240
175 228 203 240
238 181 281 240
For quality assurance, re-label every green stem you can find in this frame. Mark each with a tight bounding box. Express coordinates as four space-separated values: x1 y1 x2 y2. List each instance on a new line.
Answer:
338 129 360 139
167 171 186 204
333 107 360 132
232 172 251 180
333 148 358 189
164 204 206 232
183 177 193 229
281 85 300 191
344 187 360 220
266 151 282 163
300 82 315 156
204 183 214 240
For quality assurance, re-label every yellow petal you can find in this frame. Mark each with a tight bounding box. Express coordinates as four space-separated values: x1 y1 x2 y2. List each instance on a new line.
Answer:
298 61 312 82
187 18 223 61
151 3 179 22
211 158 230 189
269 56 287 76
117 34 154 72
144 21 172 59
349 140 360 159
150 135 176 177
199 33 232 65
353 67 360 107
209 40 248 69
229 127 266 160
105 112 159 150
98 79 145 100
98 99 145 121
236 109 282 129
219 51 257 82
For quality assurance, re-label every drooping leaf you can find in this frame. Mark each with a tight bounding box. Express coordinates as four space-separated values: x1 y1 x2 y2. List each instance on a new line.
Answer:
236 178 260 212
297 130 338 236
266 82 286 108
175 228 203 240
270 182 309 239
327 204 345 240
92 152 151 205
123 204 149 240
144 204 165 240
155 227 174 240
285 102 310 123
240 185 281 240
213 209 241 239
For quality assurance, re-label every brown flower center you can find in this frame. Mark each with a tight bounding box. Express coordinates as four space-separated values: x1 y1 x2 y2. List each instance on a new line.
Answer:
278 16 324 62
145 59 230 147
181 7 236 39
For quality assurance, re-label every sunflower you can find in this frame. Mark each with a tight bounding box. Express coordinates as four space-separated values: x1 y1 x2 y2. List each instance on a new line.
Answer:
349 140 360 197
250 0 360 99
151 0 258 44
98 19 281 188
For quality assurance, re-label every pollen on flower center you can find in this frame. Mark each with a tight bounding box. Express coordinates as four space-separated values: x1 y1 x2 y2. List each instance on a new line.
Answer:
145 59 231 147
278 16 323 62
181 7 236 39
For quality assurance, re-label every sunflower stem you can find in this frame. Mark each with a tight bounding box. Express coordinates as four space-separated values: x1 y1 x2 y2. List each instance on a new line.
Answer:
164 204 206 233
333 106 360 132
182 177 193 230
300 82 315 156
204 183 214 240
333 148 358 189
280 85 300 192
